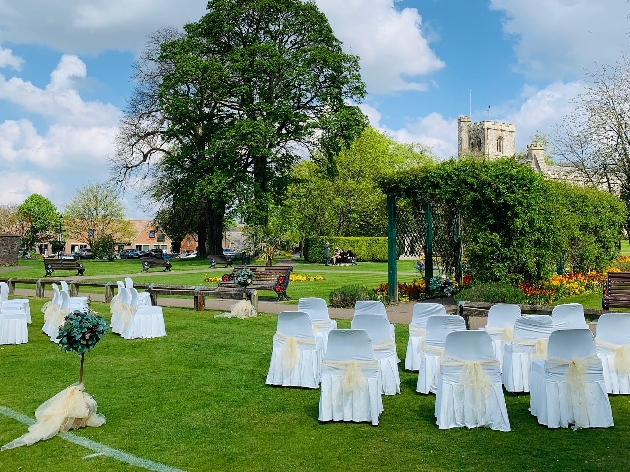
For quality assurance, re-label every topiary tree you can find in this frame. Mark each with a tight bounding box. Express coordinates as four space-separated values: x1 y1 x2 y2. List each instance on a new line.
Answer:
57 310 109 384
91 234 117 261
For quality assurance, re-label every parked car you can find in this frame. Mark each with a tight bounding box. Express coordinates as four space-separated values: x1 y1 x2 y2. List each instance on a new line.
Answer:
180 251 197 259
223 248 239 258
146 248 165 258
75 248 93 259
120 249 142 259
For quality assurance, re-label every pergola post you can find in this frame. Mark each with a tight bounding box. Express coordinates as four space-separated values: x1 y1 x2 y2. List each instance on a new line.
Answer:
425 201 433 286
387 195 398 302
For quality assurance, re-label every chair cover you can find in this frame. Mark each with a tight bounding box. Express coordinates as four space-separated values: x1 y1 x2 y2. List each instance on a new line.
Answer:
530 329 613 429
298 297 337 337
125 277 152 306
60 281 89 306
595 313 630 394
354 300 388 319
120 288 166 340
417 315 466 394
0 310 28 345
110 287 130 335
482 304 521 372
0 282 30 323
351 314 400 395
502 315 553 392
552 303 587 330
435 331 510 431
266 311 323 388
42 291 71 342
405 303 446 371
319 329 382 425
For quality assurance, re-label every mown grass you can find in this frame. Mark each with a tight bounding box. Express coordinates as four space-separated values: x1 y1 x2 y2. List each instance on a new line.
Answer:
2 298 630 471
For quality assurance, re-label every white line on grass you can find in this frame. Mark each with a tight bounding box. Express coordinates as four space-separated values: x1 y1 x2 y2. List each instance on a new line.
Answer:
0 406 186 472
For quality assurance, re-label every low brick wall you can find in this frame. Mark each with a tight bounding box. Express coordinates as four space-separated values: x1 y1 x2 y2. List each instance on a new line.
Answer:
0 234 20 266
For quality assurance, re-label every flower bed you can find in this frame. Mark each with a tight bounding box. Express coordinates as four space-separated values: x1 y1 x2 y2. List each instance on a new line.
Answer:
290 273 326 282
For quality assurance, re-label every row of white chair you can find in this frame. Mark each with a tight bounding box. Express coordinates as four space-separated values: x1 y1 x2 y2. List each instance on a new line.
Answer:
0 281 31 345
41 283 89 342
110 279 166 340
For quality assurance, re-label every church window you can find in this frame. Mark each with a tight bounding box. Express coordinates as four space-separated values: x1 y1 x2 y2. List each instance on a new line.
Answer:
497 136 504 153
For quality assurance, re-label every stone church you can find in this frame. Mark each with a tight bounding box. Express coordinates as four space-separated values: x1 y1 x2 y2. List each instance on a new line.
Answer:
457 115 592 187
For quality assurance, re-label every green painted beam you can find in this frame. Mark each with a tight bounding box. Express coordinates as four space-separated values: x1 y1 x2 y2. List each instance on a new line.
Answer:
387 195 398 302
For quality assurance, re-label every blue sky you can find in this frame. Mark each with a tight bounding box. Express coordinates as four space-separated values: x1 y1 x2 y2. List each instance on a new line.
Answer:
0 0 629 218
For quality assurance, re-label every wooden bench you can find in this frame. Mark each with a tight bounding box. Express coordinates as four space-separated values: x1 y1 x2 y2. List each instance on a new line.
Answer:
218 265 292 300
603 272 630 310
140 256 172 272
208 254 233 269
43 258 85 277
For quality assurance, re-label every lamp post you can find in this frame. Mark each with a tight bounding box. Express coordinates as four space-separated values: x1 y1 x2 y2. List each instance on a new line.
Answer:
57 214 63 257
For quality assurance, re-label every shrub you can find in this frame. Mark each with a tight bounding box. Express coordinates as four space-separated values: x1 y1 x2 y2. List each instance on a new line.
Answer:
329 284 376 308
304 236 387 262
454 283 526 304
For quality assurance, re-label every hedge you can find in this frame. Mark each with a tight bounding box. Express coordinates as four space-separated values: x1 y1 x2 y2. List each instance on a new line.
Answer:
304 236 388 262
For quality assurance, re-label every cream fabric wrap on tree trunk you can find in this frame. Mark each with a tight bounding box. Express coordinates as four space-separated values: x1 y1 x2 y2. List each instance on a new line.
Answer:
513 337 548 360
545 354 602 430
273 332 316 371
441 356 500 420
486 326 514 342
1 384 105 450
596 339 630 373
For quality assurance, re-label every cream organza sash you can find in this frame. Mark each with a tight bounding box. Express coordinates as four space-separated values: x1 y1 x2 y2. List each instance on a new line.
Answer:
312 320 331 337
274 332 316 371
442 356 500 416
423 344 445 358
372 337 396 353
43 303 60 323
322 359 379 400
409 326 427 354
596 339 630 373
513 337 548 360
110 295 123 314
545 354 602 430
1 384 105 450
486 326 514 342
120 306 135 330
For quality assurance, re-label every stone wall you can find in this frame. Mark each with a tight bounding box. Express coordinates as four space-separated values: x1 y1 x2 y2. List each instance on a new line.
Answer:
0 234 20 266
457 116 515 159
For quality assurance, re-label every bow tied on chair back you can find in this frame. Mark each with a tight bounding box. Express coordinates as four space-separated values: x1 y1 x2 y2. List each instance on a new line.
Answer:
514 337 548 360
596 339 630 373
442 356 499 420
275 332 316 372
486 325 514 342
545 354 601 430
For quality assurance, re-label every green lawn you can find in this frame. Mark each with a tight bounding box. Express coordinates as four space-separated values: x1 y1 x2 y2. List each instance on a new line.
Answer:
1 298 630 471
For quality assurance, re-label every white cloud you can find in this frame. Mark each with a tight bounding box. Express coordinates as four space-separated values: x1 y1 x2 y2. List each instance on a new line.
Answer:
0 171 55 205
316 0 444 94
0 0 208 54
0 55 120 207
490 0 630 79
0 42 23 70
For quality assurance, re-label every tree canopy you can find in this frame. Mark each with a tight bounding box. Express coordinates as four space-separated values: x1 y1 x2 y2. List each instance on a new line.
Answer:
63 182 134 249
17 194 59 251
114 0 367 255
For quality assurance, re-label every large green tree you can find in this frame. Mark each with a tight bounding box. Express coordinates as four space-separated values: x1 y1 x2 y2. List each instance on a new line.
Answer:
276 127 433 250
114 0 367 256
17 194 59 251
63 183 134 249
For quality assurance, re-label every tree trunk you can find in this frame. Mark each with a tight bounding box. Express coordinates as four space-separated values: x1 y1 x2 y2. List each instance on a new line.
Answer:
79 352 85 384
196 201 208 258
252 155 270 226
206 203 225 255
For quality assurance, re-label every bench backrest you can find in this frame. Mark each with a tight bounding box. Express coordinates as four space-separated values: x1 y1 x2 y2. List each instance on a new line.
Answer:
606 272 630 295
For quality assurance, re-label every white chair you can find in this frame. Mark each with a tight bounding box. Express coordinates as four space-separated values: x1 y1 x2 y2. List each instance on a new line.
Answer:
417 315 466 394
0 309 28 345
351 314 400 395
298 297 337 339
482 304 521 372
595 313 630 394
435 331 510 431
125 277 152 306
318 329 383 425
43 291 71 342
121 288 166 340
354 300 388 319
266 311 323 388
60 280 89 306
0 282 30 323
502 315 553 392
552 303 587 330
530 329 613 429
111 287 130 335
405 303 446 371
51 284 87 312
